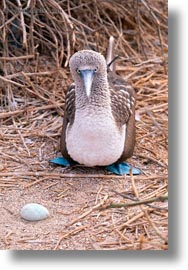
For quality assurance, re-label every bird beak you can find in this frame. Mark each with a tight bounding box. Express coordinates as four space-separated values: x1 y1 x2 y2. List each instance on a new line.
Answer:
80 69 95 97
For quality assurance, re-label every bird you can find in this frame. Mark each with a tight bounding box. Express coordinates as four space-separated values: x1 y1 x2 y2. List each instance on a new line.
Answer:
60 36 136 168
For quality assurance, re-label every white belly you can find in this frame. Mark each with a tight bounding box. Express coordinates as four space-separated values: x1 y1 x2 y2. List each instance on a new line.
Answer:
66 110 126 166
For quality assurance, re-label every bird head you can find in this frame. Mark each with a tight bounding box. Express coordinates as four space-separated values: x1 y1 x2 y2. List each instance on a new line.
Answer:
69 50 107 98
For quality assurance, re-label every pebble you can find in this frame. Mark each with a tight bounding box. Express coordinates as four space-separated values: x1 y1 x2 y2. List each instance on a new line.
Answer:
20 203 50 221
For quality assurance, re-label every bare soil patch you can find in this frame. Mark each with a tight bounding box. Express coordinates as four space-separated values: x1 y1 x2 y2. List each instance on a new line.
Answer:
0 0 168 250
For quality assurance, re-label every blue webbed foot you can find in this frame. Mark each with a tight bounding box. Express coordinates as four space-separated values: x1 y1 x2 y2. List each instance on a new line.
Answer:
49 156 76 166
105 162 141 175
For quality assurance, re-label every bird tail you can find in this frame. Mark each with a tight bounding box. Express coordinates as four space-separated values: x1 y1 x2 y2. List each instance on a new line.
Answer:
106 36 116 73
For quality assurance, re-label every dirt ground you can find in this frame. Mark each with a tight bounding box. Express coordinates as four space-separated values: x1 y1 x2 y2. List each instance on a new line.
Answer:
0 0 168 250
0 146 168 250
0 55 168 250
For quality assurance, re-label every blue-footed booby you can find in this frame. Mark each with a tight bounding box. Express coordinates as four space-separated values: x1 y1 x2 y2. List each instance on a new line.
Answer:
60 36 136 167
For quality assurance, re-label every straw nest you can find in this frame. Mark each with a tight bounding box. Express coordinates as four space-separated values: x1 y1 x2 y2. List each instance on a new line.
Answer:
0 0 168 250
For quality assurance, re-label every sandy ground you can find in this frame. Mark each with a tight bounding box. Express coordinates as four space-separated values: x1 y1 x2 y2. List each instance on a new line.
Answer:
0 0 168 250
0 130 168 250
0 50 168 250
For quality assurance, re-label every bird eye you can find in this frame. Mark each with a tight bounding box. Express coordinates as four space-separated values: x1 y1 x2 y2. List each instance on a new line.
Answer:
94 67 98 73
77 68 81 74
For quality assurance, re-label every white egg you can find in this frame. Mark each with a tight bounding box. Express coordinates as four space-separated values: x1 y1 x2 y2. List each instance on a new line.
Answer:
20 203 50 221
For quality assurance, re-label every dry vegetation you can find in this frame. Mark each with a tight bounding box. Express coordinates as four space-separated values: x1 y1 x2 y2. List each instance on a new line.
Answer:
0 0 168 250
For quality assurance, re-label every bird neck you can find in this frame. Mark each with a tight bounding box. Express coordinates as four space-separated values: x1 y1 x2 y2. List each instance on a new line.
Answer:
75 76 111 109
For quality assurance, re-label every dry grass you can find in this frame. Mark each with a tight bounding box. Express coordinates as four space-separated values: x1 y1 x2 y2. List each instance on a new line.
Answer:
0 0 168 250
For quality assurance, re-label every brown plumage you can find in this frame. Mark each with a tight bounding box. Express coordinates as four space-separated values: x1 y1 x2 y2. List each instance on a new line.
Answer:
60 36 136 166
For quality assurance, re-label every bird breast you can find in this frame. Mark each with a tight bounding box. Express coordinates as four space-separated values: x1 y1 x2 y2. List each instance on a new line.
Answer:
66 108 126 166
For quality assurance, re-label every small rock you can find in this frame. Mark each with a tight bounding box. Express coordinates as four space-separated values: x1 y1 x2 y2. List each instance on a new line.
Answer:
25 138 33 144
75 222 82 226
20 203 50 221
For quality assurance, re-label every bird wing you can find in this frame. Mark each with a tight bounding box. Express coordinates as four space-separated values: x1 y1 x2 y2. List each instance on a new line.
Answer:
109 72 136 161
60 83 76 161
